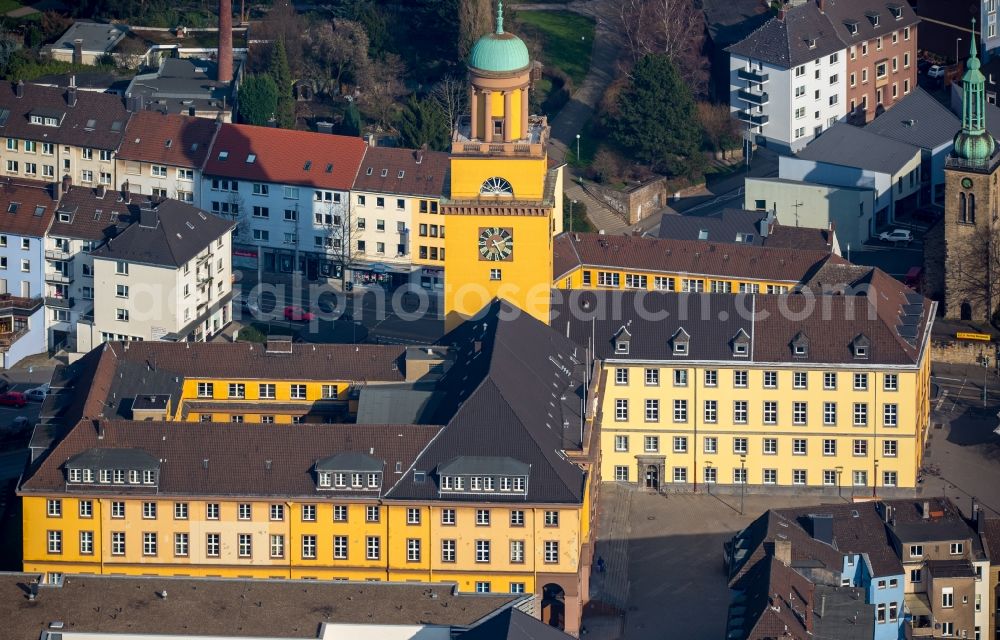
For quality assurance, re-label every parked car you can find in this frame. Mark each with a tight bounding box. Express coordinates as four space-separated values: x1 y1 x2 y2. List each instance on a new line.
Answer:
24 384 49 402
0 392 27 408
284 306 315 322
879 229 913 243
12 416 29 429
927 65 945 78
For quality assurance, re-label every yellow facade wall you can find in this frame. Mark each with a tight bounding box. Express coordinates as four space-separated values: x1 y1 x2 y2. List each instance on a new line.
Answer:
412 198 446 267
471 91 525 144
450 157 548 200
598 364 927 491
23 496 585 596
444 213 554 328
555 266 796 295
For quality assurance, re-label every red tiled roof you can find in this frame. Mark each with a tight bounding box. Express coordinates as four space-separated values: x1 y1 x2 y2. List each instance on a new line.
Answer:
0 179 57 237
352 146 450 198
553 231 843 282
116 111 218 168
201 123 366 190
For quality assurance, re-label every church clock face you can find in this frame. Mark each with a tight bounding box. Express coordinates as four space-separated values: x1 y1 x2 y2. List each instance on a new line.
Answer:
478 227 513 261
962 177 974 189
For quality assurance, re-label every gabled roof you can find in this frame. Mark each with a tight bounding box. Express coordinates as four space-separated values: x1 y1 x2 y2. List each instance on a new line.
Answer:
202 123 367 190
0 80 128 150
21 420 442 499
352 146 450 198
88 199 234 268
0 179 56 237
864 87 959 151
553 232 841 283
795 123 921 174
702 0 771 47
116 111 218 168
387 300 588 504
48 185 133 242
458 608 574 640
726 2 844 68
822 0 919 44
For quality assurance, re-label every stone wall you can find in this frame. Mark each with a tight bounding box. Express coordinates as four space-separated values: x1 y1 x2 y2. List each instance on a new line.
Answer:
584 178 668 225
931 339 995 365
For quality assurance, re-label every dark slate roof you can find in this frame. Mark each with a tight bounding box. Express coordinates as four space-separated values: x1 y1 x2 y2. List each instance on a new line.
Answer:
0 80 128 150
0 573 518 640
553 231 841 283
387 300 588 504
822 0 920 44
458 608 574 640
703 0 771 47
21 420 442 499
812 585 875 640
439 456 531 476
657 209 836 252
864 87 959 150
354 382 441 424
726 2 844 67
884 497 980 544
88 199 234 268
125 58 233 117
65 448 159 470
926 559 977 578
552 283 932 366
796 122 921 174
980 518 1000 565
316 452 383 472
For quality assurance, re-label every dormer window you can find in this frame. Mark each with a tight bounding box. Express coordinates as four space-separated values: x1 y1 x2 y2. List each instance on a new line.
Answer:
334 472 346 487
672 328 690 356
315 453 383 491
614 325 631 354
846 21 859 35
791 332 809 358
731 328 751 357
851 334 871 359
807 37 817 49
318 471 332 487
888 4 902 19
866 11 879 26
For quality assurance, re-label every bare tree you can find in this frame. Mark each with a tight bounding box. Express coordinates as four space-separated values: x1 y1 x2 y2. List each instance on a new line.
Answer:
250 0 306 75
618 0 708 96
945 220 1000 323
458 0 492 59
113 37 146 71
697 102 741 152
358 54 406 130
303 20 370 98
430 74 467 131
323 201 362 287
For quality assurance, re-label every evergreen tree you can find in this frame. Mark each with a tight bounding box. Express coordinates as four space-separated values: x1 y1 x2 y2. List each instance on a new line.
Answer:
607 54 703 177
269 38 295 128
237 74 279 126
396 95 449 151
342 100 362 136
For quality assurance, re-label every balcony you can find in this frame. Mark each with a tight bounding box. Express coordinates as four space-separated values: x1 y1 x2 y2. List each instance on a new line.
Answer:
737 89 769 105
736 111 770 126
44 296 74 309
0 294 43 315
44 271 72 285
451 114 549 157
738 68 769 84
44 249 72 261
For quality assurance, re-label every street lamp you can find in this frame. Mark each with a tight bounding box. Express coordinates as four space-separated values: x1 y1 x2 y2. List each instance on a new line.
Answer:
705 460 713 495
983 354 991 407
570 199 578 233
575 133 581 162
739 454 747 516
957 37 963 66
873 460 879 498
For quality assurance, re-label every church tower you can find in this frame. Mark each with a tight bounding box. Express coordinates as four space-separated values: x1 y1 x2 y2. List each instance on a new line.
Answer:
942 19 1000 322
442 1 564 330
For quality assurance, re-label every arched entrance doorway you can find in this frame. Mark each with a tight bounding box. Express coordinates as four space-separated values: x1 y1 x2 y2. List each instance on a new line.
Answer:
541 583 566 629
644 464 659 490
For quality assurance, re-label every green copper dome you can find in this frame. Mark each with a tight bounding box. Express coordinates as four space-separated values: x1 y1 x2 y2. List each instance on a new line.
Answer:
468 1 530 73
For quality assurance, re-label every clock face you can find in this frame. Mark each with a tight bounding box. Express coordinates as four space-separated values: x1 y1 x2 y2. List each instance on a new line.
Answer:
962 177 974 189
478 227 513 261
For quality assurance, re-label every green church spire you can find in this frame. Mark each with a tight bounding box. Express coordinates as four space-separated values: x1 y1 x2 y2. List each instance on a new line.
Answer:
954 18 996 163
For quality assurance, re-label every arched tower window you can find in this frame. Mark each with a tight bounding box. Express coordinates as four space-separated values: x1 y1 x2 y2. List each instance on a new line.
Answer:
480 177 514 197
960 192 967 222
970 193 977 224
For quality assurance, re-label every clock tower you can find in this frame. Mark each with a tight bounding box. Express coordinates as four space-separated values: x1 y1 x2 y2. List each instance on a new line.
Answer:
940 20 1000 322
441 0 563 330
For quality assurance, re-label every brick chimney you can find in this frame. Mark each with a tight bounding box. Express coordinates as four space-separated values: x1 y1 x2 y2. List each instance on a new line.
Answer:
772 539 792 566
218 0 233 83
72 39 83 65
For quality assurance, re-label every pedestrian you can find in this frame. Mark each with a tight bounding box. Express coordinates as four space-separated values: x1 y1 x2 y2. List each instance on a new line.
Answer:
596 556 605 573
